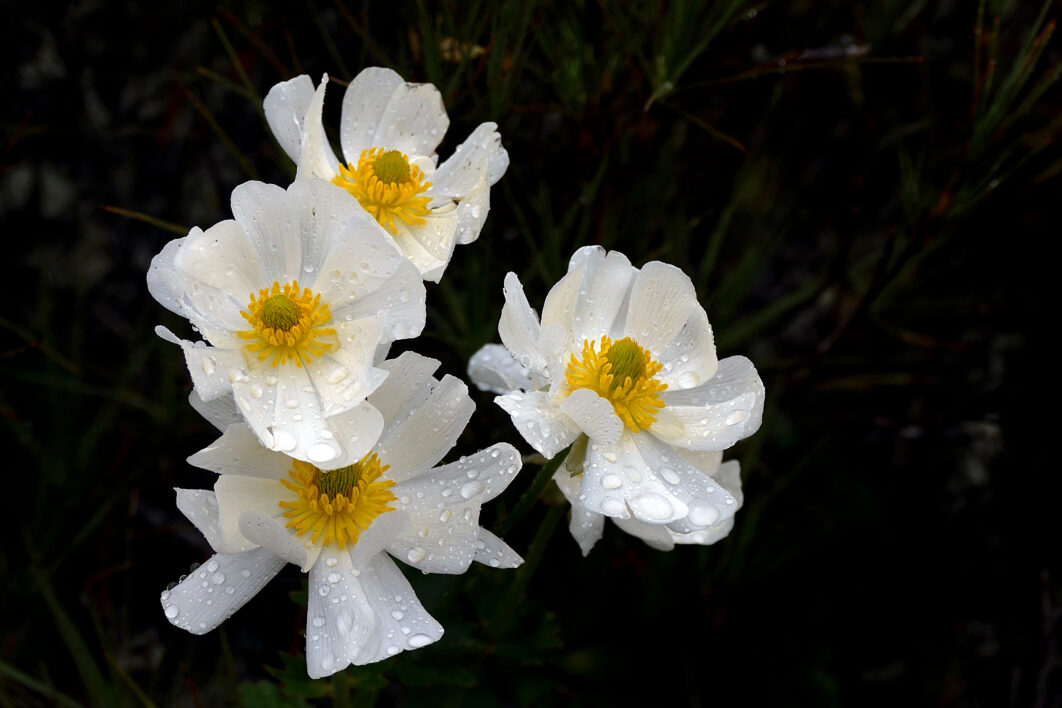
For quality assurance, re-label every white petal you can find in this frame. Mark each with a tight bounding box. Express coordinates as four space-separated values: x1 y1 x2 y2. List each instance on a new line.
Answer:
568 247 635 346
305 546 443 678
339 67 406 161
390 211 459 282
369 351 440 435
375 375 475 484
320 401 385 469
656 308 718 389
495 390 580 458
284 179 367 290
467 344 542 395
539 258 587 348
498 272 546 371
387 443 522 573
295 76 340 181
175 489 223 552
146 237 186 318
428 122 508 245
672 516 736 546
160 548 285 635
264 74 316 163
188 422 292 479
321 231 427 343
628 433 737 529
238 510 317 571
558 389 623 445
305 317 388 416
553 467 605 556
579 433 689 523
622 261 699 358
155 326 247 402
214 474 286 554
189 391 239 432
473 529 523 569
653 356 765 451
168 221 261 336
369 79 449 159
612 516 676 551
713 460 743 506
229 181 303 285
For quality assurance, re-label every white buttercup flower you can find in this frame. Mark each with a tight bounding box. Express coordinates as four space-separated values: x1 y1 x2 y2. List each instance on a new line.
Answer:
147 178 426 466
553 450 743 555
162 352 523 677
469 246 765 536
264 69 509 282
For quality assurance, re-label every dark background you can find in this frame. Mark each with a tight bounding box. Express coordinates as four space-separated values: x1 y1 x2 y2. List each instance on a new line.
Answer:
2 1 1060 705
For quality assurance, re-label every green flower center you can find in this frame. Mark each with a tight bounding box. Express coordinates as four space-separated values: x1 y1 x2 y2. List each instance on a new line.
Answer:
604 337 648 390
372 150 412 184
260 294 300 331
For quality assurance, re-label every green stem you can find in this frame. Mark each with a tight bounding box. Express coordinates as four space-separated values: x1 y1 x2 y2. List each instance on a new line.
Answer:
495 446 571 536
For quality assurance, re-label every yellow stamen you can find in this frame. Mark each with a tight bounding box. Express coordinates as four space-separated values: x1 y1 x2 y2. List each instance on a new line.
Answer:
236 280 338 368
565 336 668 432
331 147 432 235
278 454 397 548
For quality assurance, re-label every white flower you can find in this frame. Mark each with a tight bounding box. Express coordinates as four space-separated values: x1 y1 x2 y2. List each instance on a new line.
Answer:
161 352 523 677
147 178 426 466
468 246 765 537
553 450 743 555
264 69 509 282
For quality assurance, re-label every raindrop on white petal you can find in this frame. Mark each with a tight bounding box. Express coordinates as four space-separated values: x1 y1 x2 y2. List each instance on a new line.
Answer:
164 605 179 619
205 560 219 572
630 493 673 521
286 399 300 409
325 557 338 567
391 610 404 620
308 443 338 464
600 474 622 490
725 410 748 425
408 633 433 648
272 429 297 452
601 497 626 515
659 467 680 485
407 547 427 563
688 504 720 527
677 371 700 388
438 509 452 522
211 572 225 585
327 572 342 584
460 481 484 499
312 616 325 628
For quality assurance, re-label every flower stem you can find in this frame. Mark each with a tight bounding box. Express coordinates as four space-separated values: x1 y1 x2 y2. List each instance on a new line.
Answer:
495 445 571 536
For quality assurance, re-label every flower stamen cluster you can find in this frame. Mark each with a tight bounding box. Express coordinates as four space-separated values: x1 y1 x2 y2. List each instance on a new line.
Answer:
279 454 397 548
565 336 667 432
237 280 337 368
332 148 432 235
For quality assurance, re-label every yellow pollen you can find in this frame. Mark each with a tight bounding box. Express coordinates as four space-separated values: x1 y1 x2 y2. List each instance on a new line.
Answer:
236 280 338 368
565 336 668 433
331 147 432 235
278 453 397 549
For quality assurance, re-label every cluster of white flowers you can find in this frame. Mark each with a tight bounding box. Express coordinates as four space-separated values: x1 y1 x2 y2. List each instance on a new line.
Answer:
150 67 763 678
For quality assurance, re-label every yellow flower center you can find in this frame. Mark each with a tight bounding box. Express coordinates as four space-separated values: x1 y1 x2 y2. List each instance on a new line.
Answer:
237 280 338 368
278 453 397 548
565 336 668 432
331 147 432 235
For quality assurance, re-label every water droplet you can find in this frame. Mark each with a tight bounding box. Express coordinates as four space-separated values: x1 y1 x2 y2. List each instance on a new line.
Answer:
312 615 325 627
629 492 673 521
240 569 251 578
211 572 225 585
286 398 299 409
601 473 622 489
659 467 680 485
160 591 170 601
407 547 427 563
601 497 626 515
320 653 334 671
408 633 433 648
325 557 338 567
688 504 720 527
438 509 452 522
725 410 748 425
602 451 617 463
318 585 330 597
327 367 349 384
391 610 404 620
386 645 400 656
307 442 338 463
327 572 342 584
272 429 297 452
205 560 219 572
460 481 484 499
201 356 216 375
677 371 700 388
164 605 179 619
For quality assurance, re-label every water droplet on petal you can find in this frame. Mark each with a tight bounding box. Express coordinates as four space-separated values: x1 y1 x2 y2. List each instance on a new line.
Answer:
408 633 433 648
725 410 748 425
629 493 673 521
164 605 179 619
407 547 426 563
601 474 622 490
460 481 484 499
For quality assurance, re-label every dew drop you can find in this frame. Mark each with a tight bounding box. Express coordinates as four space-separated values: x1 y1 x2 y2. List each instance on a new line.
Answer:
677 371 700 388
460 481 484 499
307 442 338 464
688 504 720 527
725 410 748 425
327 572 342 584
601 497 626 515
407 547 427 563
211 572 225 585
164 605 179 619
629 492 674 521
601 473 622 490
438 508 453 522
408 633 433 648
659 467 680 485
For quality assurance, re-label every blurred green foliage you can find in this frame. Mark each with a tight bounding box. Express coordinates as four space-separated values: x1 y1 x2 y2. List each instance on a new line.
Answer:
2 0 1060 705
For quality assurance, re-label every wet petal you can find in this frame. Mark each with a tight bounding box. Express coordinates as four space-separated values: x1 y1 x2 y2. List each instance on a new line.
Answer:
264 74 315 163
496 390 580 458
467 344 542 395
